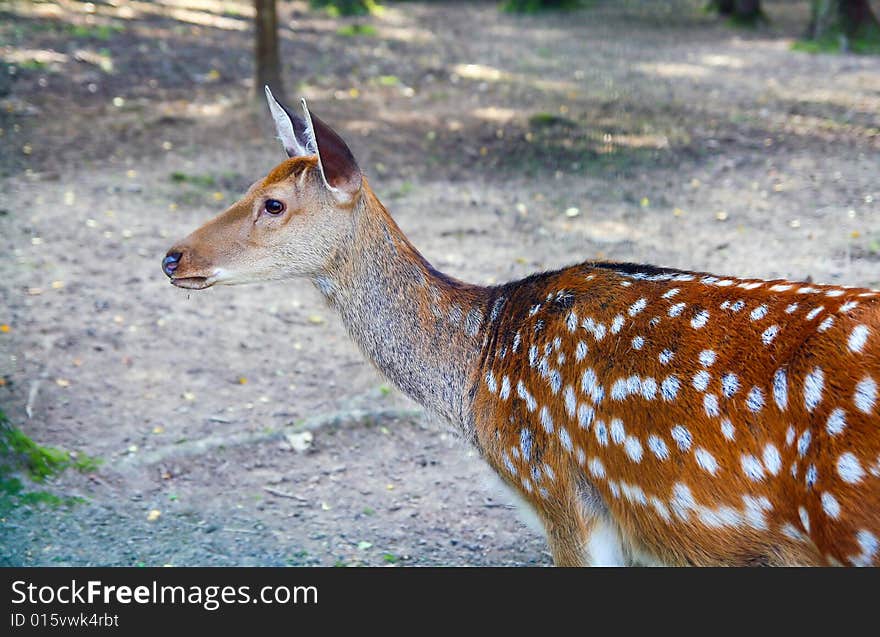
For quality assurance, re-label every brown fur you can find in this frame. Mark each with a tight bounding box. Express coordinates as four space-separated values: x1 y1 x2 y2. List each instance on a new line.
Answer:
167 130 880 567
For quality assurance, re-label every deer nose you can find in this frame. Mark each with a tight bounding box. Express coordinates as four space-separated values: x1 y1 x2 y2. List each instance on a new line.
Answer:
162 252 182 278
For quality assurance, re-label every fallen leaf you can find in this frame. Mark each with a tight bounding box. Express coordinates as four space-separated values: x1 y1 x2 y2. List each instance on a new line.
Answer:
716 211 729 221
55 378 70 387
307 315 324 325
146 509 161 522
285 431 313 452
0 324 9 333
564 207 580 217
182 391 196 401
357 541 372 550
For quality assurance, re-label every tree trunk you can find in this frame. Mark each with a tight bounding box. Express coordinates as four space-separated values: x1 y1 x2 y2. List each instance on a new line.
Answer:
734 0 762 20
254 0 285 100
709 0 736 15
709 0 762 21
808 0 880 41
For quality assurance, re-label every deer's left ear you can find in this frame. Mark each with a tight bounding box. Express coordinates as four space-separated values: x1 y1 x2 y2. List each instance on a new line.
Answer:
300 99 362 205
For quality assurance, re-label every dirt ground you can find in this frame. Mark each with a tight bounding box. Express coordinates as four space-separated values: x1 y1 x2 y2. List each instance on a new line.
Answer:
1 0 879 566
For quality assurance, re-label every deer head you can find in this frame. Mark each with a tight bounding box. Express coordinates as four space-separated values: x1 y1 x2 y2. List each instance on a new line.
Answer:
162 87 363 289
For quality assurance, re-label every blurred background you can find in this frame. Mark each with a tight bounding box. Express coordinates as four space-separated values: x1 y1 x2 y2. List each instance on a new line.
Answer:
1 0 879 566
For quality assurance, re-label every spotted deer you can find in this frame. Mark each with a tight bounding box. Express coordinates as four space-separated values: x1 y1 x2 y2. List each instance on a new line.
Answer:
163 88 880 566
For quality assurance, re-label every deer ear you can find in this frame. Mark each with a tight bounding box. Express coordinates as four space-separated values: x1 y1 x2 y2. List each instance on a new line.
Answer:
264 85 314 158
300 98 362 204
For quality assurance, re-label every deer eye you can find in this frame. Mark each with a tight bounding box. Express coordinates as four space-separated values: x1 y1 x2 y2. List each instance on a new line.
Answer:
264 199 285 215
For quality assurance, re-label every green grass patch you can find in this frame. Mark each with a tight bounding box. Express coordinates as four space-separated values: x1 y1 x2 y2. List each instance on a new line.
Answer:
502 0 588 14
0 410 98 514
528 112 578 129
792 29 880 55
68 23 126 41
170 172 217 187
312 0 380 18
336 24 377 37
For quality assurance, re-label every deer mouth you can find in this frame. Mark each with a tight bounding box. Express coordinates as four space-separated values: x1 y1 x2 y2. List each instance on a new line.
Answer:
170 276 213 290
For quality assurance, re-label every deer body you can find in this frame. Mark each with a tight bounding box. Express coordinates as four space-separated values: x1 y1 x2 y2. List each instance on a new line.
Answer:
163 90 880 566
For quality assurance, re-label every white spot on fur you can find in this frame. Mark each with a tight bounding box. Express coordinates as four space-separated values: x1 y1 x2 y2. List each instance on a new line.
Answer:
805 306 824 320
485 370 497 393
500 376 511 400
837 452 864 484
610 418 626 445
564 385 577 418
762 444 782 476
826 408 847 436
848 325 870 353
699 350 716 367
741 455 765 481
662 288 679 299
849 530 879 566
577 403 594 430
661 375 680 401
693 370 711 392
659 349 674 365
611 314 625 334
821 492 840 519
695 448 718 475
594 420 608 446
588 457 605 479
668 302 686 318
559 427 573 452
517 380 537 412
575 340 588 362
773 368 788 410
720 419 735 441
818 316 835 332
803 367 824 412
785 302 798 314
762 325 780 345
539 405 554 433
797 429 811 457
750 304 768 321
632 336 645 350
799 507 810 533
671 425 692 451
746 386 765 412
721 373 740 398
648 434 669 460
624 436 643 463
629 298 647 317
704 393 720 418
691 310 709 329
855 376 877 414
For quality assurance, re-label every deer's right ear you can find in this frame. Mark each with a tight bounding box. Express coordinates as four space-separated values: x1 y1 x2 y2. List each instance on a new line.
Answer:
264 85 314 158
300 99 362 205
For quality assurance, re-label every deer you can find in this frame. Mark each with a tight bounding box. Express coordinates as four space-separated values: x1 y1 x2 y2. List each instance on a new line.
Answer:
162 87 880 566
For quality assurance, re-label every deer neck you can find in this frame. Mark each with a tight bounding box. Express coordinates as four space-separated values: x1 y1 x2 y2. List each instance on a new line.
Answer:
311 185 488 433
